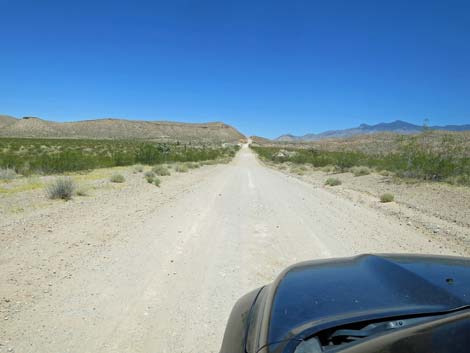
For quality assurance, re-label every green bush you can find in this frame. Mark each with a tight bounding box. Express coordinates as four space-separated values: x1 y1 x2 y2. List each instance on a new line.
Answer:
325 178 342 186
250 133 470 186
110 173 125 183
154 177 161 187
152 165 171 176
380 193 394 203
0 138 239 175
46 177 76 200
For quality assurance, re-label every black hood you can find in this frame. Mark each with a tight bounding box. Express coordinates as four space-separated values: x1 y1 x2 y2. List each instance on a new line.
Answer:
265 254 470 347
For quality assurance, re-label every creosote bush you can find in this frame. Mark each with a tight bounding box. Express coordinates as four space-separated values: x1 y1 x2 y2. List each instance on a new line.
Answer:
110 173 125 183
380 193 395 203
152 165 171 176
325 177 342 186
46 177 76 200
0 138 240 174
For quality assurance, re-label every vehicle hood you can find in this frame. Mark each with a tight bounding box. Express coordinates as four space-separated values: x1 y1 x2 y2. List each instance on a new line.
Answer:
265 254 470 347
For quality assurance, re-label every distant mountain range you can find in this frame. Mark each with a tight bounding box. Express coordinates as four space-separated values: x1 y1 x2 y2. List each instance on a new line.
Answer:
0 115 245 143
276 120 470 141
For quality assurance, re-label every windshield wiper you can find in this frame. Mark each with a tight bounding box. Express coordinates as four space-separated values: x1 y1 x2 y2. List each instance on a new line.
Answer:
328 315 438 342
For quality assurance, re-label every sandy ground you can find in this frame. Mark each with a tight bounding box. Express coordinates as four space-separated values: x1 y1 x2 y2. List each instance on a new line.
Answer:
0 145 469 353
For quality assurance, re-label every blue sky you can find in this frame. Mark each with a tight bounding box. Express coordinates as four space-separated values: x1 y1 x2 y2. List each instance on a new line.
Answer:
1 0 469 138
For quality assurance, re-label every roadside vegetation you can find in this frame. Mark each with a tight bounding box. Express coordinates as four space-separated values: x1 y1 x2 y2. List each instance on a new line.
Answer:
325 177 342 186
252 132 470 186
0 138 239 175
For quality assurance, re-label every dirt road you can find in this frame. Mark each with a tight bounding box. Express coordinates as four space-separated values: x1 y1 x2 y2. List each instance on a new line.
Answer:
1 145 465 353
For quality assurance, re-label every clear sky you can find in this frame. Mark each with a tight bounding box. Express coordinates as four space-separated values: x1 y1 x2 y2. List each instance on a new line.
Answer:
1 0 469 138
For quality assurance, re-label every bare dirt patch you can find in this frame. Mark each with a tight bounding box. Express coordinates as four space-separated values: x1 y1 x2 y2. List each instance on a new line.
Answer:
268 161 470 253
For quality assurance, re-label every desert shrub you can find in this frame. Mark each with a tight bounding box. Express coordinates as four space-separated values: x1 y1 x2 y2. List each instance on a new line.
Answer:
379 170 393 176
380 193 394 203
251 133 470 186
152 165 171 176
133 164 144 173
325 177 342 186
146 175 154 183
186 162 200 169
153 177 161 187
351 166 371 177
321 165 335 173
144 170 155 178
46 177 76 200
110 173 125 183
291 166 306 175
175 164 189 173
0 138 238 175
0 167 17 180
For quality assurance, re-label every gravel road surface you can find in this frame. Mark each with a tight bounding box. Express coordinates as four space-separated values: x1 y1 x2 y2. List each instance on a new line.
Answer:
1 145 464 353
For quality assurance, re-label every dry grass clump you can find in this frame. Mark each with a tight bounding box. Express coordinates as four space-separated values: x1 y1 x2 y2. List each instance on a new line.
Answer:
291 165 308 175
186 162 200 169
110 173 125 183
133 164 144 173
351 166 371 177
446 175 470 186
200 160 218 166
380 193 394 203
76 187 89 196
379 170 393 176
0 167 17 180
325 177 342 186
152 165 171 176
175 164 189 173
321 165 335 173
46 177 76 200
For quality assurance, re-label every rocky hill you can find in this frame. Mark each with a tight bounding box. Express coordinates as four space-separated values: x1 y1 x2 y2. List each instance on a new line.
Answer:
0 115 17 129
276 120 470 141
0 116 245 143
